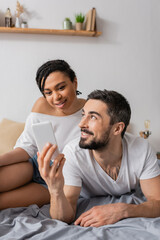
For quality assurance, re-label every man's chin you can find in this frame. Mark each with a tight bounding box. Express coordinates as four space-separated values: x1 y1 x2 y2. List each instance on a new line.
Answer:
79 139 96 150
79 140 85 148
79 139 90 149
79 138 108 150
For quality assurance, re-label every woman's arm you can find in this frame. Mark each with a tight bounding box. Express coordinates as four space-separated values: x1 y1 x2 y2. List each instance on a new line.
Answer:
0 97 49 167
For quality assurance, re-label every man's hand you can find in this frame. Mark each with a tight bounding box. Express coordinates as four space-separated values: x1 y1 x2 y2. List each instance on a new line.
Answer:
74 203 127 227
37 143 65 194
37 143 80 223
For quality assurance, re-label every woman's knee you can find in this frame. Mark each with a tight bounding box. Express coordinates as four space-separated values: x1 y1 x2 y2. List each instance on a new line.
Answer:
0 161 34 192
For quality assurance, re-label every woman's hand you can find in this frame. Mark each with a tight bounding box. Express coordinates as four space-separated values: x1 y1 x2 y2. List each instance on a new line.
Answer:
37 143 66 195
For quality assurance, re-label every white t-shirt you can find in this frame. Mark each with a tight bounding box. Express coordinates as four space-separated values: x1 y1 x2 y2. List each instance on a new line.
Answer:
14 110 82 157
63 133 160 198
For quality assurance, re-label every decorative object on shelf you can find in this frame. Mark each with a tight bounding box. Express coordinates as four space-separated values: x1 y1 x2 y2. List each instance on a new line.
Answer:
15 17 21 28
75 13 85 31
139 120 151 139
15 1 24 28
5 8 12 27
21 21 28 28
85 8 96 31
63 18 72 30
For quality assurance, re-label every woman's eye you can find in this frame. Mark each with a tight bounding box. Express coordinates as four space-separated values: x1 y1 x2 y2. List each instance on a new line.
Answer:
44 91 52 96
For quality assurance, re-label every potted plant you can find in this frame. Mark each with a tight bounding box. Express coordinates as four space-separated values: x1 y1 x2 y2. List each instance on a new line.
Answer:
75 13 85 30
21 21 28 28
63 18 72 30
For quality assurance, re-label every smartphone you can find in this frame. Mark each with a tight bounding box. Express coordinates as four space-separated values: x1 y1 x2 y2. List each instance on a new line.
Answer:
32 121 59 161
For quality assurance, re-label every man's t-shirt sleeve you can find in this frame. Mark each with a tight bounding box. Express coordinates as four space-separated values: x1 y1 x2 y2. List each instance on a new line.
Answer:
62 145 82 187
140 143 160 180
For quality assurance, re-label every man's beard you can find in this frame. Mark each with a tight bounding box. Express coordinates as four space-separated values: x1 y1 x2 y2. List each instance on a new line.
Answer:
79 126 112 150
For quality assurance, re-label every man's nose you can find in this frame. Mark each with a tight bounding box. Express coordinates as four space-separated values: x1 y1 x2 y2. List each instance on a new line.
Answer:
79 116 88 128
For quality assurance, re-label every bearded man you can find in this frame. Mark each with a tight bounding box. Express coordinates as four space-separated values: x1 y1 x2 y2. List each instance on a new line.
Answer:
38 89 160 227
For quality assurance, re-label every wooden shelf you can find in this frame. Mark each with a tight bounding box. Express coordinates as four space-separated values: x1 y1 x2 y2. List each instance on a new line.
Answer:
0 27 101 37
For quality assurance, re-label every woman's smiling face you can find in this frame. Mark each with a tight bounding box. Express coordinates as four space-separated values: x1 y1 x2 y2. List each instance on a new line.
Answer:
43 71 77 114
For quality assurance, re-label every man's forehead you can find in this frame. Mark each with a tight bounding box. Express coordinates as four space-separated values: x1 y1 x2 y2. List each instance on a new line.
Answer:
83 99 107 113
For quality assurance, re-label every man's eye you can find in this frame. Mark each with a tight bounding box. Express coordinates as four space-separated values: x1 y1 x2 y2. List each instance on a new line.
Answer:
59 85 65 90
91 115 96 120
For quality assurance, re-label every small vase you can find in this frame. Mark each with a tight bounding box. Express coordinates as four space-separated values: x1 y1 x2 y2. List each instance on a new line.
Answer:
63 20 72 30
75 22 83 31
15 17 21 28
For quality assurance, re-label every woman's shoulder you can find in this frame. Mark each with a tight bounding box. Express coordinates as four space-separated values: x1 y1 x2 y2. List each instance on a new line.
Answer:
31 97 52 114
77 98 86 110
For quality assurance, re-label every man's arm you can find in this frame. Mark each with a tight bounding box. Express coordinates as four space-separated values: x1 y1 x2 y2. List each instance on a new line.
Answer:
50 185 81 223
131 175 160 217
37 143 81 223
75 175 160 227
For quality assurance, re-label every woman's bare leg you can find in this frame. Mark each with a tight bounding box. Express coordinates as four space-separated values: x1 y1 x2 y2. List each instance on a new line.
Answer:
0 182 50 210
0 162 33 192
0 161 50 210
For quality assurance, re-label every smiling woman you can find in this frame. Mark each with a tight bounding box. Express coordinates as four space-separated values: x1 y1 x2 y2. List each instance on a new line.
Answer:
41 71 79 115
0 59 86 210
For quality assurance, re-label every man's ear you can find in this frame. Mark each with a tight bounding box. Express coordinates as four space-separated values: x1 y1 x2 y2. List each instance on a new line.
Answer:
113 122 125 136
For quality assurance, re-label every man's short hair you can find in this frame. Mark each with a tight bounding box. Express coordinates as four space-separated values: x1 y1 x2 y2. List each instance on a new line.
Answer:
87 89 131 137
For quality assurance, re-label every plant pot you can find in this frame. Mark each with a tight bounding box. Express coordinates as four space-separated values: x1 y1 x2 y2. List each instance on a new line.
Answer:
75 22 83 31
63 20 72 30
21 22 28 28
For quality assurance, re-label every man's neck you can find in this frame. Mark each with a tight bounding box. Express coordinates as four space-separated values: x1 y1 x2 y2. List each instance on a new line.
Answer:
92 137 123 180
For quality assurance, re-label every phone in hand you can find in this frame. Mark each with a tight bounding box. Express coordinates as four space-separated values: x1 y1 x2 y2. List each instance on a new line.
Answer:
32 121 59 162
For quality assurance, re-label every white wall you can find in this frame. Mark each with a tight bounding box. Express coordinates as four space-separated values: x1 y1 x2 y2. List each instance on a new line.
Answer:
0 0 160 152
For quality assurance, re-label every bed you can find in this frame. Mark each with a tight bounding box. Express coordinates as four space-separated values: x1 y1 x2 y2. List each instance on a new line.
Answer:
0 119 160 239
0 187 160 240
